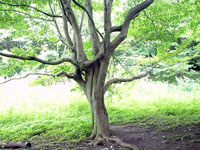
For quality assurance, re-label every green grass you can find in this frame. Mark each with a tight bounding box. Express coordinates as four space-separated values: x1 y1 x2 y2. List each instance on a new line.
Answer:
0 79 200 142
107 80 200 128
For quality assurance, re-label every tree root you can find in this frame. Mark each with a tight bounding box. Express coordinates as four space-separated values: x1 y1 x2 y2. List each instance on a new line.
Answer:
90 135 139 150
109 137 139 150
93 137 105 146
89 130 97 140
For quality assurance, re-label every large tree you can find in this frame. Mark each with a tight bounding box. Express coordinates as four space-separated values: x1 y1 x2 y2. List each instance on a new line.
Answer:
0 0 154 149
0 0 199 149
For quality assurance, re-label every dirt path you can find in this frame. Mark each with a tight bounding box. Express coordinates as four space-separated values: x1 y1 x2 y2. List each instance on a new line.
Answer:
71 125 200 150
23 124 200 150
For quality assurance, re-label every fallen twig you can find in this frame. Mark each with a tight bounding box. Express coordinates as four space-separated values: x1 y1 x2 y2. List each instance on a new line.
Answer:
0 142 31 149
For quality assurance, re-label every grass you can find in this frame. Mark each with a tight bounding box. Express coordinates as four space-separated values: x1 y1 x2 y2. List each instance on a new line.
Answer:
107 79 200 128
0 78 200 142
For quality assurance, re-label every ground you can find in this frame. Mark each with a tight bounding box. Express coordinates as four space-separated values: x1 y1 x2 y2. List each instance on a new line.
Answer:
26 123 200 150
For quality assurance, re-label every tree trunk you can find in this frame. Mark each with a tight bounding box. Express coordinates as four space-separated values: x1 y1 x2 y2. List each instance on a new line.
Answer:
84 60 111 141
86 89 110 142
92 91 110 139
84 64 139 149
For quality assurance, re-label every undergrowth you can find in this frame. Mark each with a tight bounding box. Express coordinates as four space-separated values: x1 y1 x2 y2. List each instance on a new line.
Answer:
0 78 199 142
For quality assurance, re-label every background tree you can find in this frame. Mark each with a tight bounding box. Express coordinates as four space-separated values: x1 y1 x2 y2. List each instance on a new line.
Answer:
113 0 200 83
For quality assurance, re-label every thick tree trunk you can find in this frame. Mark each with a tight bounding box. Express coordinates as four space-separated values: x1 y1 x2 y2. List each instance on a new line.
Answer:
84 66 139 149
84 59 111 141
82 50 138 149
92 91 110 139
86 90 110 143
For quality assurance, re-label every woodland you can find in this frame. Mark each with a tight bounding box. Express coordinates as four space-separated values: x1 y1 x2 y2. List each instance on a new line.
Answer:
0 0 200 149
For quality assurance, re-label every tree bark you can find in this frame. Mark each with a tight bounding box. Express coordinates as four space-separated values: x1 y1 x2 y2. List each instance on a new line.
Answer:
92 90 110 139
84 56 111 141
84 59 139 150
86 88 110 142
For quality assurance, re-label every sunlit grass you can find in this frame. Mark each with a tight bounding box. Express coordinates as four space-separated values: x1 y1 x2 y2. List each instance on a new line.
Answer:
107 79 200 128
0 81 91 142
0 78 200 142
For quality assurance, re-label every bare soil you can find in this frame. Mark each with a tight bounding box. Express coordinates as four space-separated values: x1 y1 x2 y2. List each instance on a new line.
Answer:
3 124 200 150
71 125 200 150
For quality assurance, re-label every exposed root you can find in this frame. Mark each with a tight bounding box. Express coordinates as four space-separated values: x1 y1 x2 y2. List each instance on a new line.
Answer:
90 134 139 150
93 137 105 146
89 129 96 140
108 137 139 150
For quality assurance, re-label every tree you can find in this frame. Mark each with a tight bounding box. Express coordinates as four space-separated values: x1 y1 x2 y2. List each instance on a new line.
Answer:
0 0 154 148
1 0 199 149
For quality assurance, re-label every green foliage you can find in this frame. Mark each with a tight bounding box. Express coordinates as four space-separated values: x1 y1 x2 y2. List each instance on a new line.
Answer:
29 76 55 86
109 0 200 83
0 0 70 82
127 0 199 56
83 40 93 59
0 0 199 85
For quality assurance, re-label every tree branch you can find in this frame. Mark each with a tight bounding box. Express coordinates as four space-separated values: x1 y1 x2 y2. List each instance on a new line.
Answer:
110 25 122 32
0 1 62 18
79 11 85 31
0 71 79 84
0 52 79 67
85 0 101 55
57 71 85 88
61 0 87 62
104 65 155 93
112 54 134 76
0 73 55 84
60 0 76 56
72 0 103 40
104 0 113 44
143 10 159 37
110 0 154 51
48 1 68 46
0 9 53 21
57 71 76 79
82 47 104 68
63 15 74 49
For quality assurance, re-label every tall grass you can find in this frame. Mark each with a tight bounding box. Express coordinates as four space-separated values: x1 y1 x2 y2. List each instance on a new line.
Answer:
107 78 200 127
0 81 91 142
0 78 200 142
